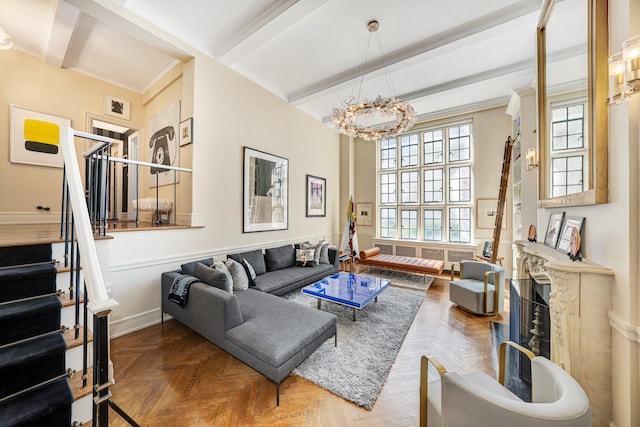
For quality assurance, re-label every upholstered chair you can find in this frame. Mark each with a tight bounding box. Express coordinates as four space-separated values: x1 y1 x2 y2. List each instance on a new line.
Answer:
420 341 591 427
449 260 505 315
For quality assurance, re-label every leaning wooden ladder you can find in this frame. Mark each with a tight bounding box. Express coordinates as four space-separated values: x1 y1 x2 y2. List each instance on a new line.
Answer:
489 136 514 264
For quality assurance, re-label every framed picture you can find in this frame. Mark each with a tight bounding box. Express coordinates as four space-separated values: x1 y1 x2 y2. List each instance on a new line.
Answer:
243 147 288 232
104 95 130 120
10 105 71 168
476 198 507 229
544 211 565 249
148 100 180 188
556 216 584 254
179 118 193 146
356 202 373 225
305 174 326 217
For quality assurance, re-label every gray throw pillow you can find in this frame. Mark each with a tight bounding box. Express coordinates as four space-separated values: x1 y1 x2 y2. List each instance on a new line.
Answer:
212 261 233 285
227 249 266 275
193 262 233 293
181 257 214 276
318 241 330 264
225 258 249 291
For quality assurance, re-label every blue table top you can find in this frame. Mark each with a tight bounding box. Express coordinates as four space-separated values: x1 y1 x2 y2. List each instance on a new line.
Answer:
301 272 391 309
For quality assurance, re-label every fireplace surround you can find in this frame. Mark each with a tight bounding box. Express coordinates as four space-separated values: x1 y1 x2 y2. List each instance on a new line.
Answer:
513 241 614 426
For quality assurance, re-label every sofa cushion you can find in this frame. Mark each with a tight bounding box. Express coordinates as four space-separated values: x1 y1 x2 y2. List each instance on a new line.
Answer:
225 258 249 291
296 249 315 267
252 264 335 294
227 289 336 367
181 257 214 276
264 244 296 272
194 262 233 293
318 241 330 265
228 249 266 275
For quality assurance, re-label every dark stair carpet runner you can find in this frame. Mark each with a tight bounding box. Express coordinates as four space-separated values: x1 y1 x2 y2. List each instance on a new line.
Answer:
0 247 73 426
0 244 52 268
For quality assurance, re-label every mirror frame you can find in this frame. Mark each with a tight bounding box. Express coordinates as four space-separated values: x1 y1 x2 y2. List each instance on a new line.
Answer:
536 0 609 208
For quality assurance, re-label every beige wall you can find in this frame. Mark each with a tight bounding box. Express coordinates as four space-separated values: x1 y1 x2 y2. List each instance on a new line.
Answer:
0 49 144 223
351 106 513 267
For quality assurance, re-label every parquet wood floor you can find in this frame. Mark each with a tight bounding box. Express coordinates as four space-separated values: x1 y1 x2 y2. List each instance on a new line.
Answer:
109 273 508 426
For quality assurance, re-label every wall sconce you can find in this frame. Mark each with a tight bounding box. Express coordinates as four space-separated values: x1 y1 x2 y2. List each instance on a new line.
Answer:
525 147 538 171
0 26 12 50
609 35 640 104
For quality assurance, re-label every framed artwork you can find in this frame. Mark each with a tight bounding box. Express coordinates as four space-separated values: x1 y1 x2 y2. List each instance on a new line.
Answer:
305 174 326 217
544 211 565 249
179 118 193 146
556 216 584 255
476 198 507 229
105 95 130 120
243 147 288 232
10 105 71 168
148 100 180 188
356 202 373 225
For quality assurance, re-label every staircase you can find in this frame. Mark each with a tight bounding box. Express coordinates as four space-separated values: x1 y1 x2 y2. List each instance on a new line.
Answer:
0 244 92 426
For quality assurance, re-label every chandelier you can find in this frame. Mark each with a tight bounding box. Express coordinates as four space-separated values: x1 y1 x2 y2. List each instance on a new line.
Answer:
332 20 416 141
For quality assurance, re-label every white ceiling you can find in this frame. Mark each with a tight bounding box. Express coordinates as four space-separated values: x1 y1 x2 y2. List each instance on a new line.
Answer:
0 0 586 128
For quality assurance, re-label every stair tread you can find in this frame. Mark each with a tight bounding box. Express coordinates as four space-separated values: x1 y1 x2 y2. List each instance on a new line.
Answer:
64 326 93 349
59 292 85 307
0 377 73 427
69 366 93 400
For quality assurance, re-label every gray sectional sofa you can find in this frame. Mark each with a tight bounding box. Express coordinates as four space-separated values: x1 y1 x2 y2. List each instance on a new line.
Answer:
160 243 340 405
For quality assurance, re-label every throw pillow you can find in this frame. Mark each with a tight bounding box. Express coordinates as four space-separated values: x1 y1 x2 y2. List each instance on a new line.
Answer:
225 258 249 291
242 258 257 286
212 261 233 285
296 249 315 267
193 262 233 293
180 257 214 276
301 242 323 265
318 240 330 264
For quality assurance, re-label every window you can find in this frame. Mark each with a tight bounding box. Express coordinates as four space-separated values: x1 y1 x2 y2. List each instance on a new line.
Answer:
380 208 396 238
549 99 587 197
378 121 473 243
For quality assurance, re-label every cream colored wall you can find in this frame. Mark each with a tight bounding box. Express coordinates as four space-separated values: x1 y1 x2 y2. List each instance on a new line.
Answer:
106 53 341 334
0 49 144 223
351 106 513 268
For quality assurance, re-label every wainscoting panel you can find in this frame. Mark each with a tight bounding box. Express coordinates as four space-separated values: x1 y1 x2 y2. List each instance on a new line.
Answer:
377 244 393 255
396 246 416 257
447 250 475 263
422 248 445 261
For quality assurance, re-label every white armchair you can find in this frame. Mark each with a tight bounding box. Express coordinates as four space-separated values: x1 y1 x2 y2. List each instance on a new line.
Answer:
420 341 591 427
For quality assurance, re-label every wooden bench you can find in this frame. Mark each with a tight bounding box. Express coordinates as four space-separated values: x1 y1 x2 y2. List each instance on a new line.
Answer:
358 247 453 281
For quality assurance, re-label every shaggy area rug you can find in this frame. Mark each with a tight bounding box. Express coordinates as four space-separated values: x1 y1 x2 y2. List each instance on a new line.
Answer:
356 267 435 291
285 285 425 410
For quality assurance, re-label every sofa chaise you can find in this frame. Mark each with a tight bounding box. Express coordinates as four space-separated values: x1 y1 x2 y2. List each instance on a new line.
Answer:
160 243 340 405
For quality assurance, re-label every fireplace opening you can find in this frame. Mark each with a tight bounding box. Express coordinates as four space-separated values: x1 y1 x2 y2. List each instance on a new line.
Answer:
509 279 551 385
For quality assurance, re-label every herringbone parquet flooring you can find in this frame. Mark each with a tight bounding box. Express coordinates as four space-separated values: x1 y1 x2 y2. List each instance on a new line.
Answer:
109 273 507 426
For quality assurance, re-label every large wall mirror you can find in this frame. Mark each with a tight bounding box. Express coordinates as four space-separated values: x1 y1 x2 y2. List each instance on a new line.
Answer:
537 0 608 208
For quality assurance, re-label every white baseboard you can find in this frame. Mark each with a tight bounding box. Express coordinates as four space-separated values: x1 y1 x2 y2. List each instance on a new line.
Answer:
110 308 162 338
0 211 60 224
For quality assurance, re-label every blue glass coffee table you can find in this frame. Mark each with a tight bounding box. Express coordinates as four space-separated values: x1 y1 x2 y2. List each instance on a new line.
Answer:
301 272 391 321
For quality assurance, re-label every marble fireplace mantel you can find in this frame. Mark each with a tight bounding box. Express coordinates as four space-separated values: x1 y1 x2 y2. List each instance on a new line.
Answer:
513 241 614 426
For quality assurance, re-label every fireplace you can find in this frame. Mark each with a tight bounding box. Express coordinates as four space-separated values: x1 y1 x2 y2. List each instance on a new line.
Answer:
513 241 613 426
509 278 551 384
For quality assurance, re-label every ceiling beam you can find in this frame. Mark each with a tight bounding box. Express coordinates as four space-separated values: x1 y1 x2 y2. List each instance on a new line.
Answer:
290 0 541 105
217 0 330 65
45 1 81 68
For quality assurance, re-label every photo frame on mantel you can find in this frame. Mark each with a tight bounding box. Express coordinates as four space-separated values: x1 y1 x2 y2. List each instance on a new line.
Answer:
556 216 584 255
544 211 565 249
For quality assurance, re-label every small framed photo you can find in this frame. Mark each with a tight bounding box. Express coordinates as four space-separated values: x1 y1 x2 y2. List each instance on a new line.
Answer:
476 198 507 229
544 211 565 249
179 118 193 146
556 216 584 254
306 174 326 217
356 202 373 225
104 95 130 120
